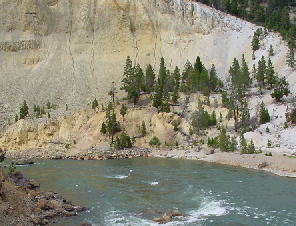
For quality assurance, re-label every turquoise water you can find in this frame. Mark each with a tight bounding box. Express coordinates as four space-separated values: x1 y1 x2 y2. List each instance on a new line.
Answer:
19 158 296 226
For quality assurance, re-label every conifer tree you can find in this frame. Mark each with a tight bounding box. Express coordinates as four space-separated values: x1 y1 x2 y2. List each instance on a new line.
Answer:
92 98 99 109
145 64 155 93
248 140 256 154
209 64 223 91
172 66 181 103
287 45 295 69
256 56 267 92
19 100 29 119
251 29 261 51
271 77 290 102
100 122 107 134
141 121 147 137
120 104 127 121
266 58 277 89
240 134 248 154
269 45 275 57
159 90 170 113
105 102 120 144
259 102 270 124
241 54 251 87
219 126 229 152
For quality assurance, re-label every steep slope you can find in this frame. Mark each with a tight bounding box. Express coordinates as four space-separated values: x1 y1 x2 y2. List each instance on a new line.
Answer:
0 0 294 126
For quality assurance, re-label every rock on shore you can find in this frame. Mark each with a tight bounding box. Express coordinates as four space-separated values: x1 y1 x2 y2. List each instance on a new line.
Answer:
0 168 86 225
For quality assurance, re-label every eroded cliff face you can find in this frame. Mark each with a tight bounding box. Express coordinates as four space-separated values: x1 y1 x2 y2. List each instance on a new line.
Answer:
0 0 260 121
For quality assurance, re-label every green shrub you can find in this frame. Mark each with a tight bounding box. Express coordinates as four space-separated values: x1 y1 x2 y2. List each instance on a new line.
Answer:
115 131 133 149
149 136 161 147
266 127 270 133
65 144 71 149
265 152 273 156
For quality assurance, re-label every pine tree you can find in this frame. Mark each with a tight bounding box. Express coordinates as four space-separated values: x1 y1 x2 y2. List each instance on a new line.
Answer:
209 64 222 91
269 45 275 57
159 90 170 113
145 64 155 93
210 111 217 126
240 134 248 154
15 114 18 123
92 98 99 109
105 102 120 144
194 56 204 73
241 54 251 87
248 140 256 154
141 121 147 137
287 45 295 69
230 137 237 152
172 66 181 103
191 100 210 134
120 104 127 121
121 56 141 105
256 56 267 91
19 100 29 119
271 77 290 102
251 29 261 51
219 126 229 152
266 58 277 89
100 122 107 134
259 102 271 124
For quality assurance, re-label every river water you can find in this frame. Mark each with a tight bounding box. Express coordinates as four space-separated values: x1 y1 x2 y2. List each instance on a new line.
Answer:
20 158 296 226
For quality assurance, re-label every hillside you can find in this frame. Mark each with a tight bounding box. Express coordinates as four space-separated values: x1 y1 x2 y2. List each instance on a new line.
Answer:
0 0 295 129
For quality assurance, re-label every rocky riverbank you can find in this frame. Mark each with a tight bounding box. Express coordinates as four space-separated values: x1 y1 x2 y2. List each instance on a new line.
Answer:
5 146 150 161
0 167 86 225
149 148 296 178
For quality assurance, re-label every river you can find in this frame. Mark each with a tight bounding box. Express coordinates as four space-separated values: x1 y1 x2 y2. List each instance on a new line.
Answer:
20 158 296 226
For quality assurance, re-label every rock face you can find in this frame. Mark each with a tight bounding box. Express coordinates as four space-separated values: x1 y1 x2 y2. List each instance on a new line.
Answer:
0 0 278 123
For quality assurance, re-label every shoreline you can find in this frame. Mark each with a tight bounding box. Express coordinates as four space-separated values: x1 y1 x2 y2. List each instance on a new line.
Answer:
148 149 296 178
5 147 296 178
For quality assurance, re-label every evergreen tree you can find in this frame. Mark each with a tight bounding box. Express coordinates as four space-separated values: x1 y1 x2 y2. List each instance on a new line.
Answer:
287 45 295 69
105 102 120 144
259 102 270 124
241 54 251 87
100 122 107 134
141 121 147 137
15 114 18 123
115 130 133 149
121 56 141 105
248 140 256 154
191 100 211 134
219 126 229 152
256 56 267 92
209 111 217 126
172 66 181 103
209 64 223 91
266 58 277 89
240 134 248 154
271 77 290 102
194 56 204 73
120 104 128 121
92 98 99 109
251 29 261 51
269 45 275 57
145 64 155 93
19 100 29 119
159 90 170 113
230 137 237 152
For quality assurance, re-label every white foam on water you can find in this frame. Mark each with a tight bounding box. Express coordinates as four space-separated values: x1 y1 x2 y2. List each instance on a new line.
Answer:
149 181 159 186
105 175 129 179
